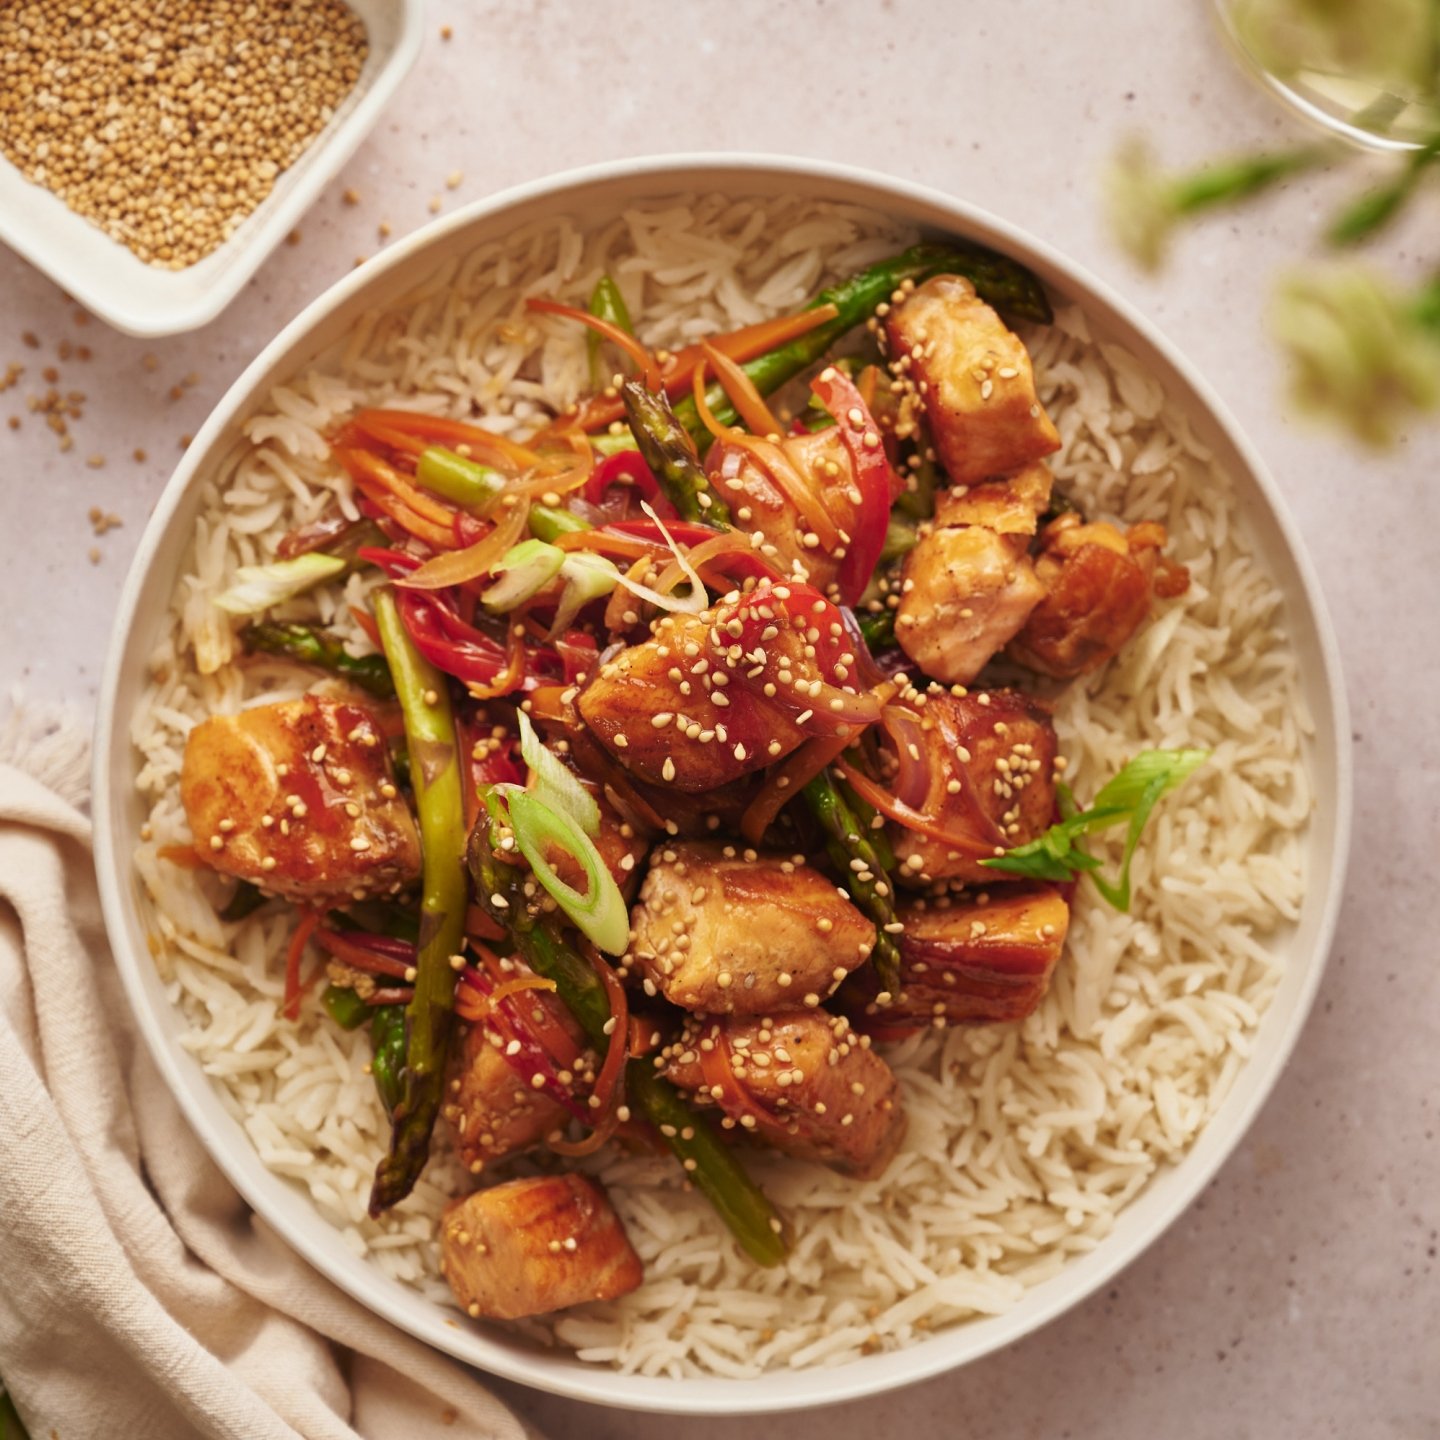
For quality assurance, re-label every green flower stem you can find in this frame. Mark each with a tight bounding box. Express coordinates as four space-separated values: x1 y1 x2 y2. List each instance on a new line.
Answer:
1168 147 1331 214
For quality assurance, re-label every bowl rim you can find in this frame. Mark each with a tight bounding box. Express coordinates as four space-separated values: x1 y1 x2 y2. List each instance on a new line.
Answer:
92 150 1353 1415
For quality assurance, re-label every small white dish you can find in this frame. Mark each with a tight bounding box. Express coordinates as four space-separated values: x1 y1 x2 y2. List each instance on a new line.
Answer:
0 0 423 338
93 154 1352 1414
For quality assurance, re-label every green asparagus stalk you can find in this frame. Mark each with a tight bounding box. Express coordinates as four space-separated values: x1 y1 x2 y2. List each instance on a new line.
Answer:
416 447 506 509
671 242 1052 446
241 621 396 700
322 981 371 1030
803 770 902 994
587 273 634 387
218 878 269 923
367 588 469 1216
621 381 731 525
855 608 896 653
468 792 789 1266
368 1002 408 1119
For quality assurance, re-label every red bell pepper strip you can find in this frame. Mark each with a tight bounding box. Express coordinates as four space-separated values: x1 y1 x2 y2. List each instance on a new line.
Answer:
809 367 897 606
583 448 675 516
361 548 515 688
553 629 599 684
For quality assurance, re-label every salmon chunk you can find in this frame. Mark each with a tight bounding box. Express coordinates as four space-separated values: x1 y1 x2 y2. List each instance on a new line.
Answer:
895 523 1044 685
578 610 808 791
852 887 1071 1034
705 427 858 593
629 841 875 1013
441 1174 643 1321
885 275 1060 486
895 462 1053 685
663 1010 906 1179
179 695 419 902
445 1019 574 1173
1008 515 1190 678
889 688 1058 886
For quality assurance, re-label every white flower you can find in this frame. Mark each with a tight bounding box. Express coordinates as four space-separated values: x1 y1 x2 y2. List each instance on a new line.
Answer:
1271 264 1440 445
1105 140 1178 272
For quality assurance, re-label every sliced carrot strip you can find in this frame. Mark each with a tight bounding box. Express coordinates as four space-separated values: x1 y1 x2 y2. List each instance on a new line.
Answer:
397 499 529 591
526 298 663 391
349 409 541 470
701 340 783 438
283 910 321 1021
530 302 840 438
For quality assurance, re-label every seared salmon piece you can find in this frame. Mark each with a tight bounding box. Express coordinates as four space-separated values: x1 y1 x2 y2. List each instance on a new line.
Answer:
885 275 1059 486
1009 515 1190 679
179 695 419 902
895 523 1044 685
851 887 1071 1035
629 841 874 1014
895 461 1053 684
663 1010 906 1179
441 1174 643 1321
444 1018 576 1174
889 688 1058 886
705 427 858 593
576 601 823 794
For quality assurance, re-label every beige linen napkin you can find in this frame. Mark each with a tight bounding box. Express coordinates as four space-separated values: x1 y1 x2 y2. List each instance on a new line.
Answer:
0 706 540 1440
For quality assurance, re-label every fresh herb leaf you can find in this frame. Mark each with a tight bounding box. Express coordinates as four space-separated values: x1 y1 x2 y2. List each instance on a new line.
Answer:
982 748 1208 911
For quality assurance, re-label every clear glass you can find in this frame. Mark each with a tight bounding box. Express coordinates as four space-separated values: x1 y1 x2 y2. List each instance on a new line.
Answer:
1214 0 1440 151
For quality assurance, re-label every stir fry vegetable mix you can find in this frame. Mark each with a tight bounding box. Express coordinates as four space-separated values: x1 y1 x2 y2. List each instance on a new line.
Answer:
184 241 1206 1306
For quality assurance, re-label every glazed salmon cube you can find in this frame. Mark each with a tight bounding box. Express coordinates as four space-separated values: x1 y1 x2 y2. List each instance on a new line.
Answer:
441 1174 643 1321
179 694 419 902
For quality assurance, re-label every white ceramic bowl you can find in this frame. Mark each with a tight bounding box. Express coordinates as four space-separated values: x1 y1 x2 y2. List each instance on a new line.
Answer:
0 0 423 338
92 154 1352 1415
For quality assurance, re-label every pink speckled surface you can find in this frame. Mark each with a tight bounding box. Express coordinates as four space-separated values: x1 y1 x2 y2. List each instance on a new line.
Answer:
2 3 1436 1435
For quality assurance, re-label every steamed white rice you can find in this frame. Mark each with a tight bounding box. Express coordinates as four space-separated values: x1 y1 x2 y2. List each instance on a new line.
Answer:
130 192 1311 1378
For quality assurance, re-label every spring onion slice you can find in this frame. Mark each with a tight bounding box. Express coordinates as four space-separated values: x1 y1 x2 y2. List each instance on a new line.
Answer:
214 552 346 616
550 550 620 633
503 788 628 955
517 711 600 836
481 539 565 612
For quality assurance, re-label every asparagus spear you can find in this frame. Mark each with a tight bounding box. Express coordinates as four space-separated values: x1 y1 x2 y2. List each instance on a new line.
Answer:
621 381 731 525
803 770 902 994
468 792 789 1266
671 242 1052 446
587 274 634 387
855 608 896 652
241 621 396 700
218 878 269 922
367 589 469 1216
321 982 370 1030
368 1002 408 1119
